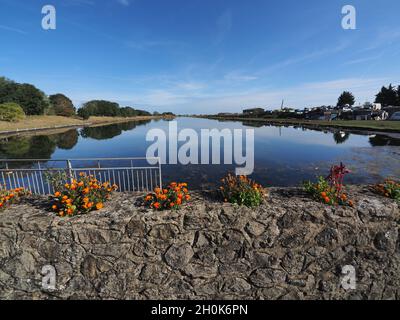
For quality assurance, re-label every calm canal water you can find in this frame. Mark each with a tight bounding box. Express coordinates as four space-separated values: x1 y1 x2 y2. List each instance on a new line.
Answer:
1 117 399 188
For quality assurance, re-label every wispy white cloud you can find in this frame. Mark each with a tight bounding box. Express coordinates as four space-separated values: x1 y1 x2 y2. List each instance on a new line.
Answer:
68 77 393 114
117 0 131 7
0 24 27 35
125 40 181 50
215 9 232 44
343 55 382 66
224 72 258 82
257 41 350 75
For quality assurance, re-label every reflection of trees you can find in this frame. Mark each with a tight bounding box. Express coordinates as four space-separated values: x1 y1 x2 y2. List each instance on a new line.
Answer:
0 135 58 168
369 134 400 146
0 130 80 167
333 131 350 144
80 120 150 140
241 121 264 128
56 129 79 150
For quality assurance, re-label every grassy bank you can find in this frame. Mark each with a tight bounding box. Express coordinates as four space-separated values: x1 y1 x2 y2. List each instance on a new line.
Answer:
199 116 400 132
0 115 164 134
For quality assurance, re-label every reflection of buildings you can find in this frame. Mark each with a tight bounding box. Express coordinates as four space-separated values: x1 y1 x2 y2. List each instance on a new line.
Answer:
369 134 400 146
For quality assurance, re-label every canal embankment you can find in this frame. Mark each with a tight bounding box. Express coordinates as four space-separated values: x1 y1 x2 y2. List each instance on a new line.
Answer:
0 185 399 300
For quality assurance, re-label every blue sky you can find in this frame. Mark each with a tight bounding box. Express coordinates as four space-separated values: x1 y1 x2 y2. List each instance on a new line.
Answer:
0 0 399 113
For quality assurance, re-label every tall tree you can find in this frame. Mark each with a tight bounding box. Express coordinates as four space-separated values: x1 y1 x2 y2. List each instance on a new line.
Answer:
397 86 400 106
375 84 398 106
49 93 76 117
0 77 48 115
78 100 120 119
337 91 355 107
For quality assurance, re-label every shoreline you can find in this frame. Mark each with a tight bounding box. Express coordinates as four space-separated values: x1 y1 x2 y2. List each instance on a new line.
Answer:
194 116 400 134
1 185 399 300
0 115 173 137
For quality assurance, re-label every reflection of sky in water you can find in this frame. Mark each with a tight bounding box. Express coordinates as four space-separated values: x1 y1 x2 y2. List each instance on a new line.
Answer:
2 118 399 187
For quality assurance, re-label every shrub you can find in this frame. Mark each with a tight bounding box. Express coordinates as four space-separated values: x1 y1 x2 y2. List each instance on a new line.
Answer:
303 163 353 206
144 182 191 210
49 173 118 217
219 174 266 207
0 102 26 122
49 93 75 117
373 179 400 202
0 187 30 210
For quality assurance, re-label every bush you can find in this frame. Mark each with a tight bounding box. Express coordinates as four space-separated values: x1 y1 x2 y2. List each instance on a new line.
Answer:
373 179 400 202
49 173 118 217
144 182 191 210
49 93 75 117
303 163 353 206
219 174 266 207
0 187 30 210
0 102 26 122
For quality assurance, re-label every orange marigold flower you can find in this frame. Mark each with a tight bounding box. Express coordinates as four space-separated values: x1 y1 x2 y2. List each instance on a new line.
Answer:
54 191 61 197
62 195 68 200
185 194 191 201
96 203 104 210
52 205 58 210
321 192 327 198
153 202 161 209
324 197 330 203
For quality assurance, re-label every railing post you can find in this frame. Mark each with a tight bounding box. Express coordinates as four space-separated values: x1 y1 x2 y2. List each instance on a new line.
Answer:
66 160 73 183
158 157 162 188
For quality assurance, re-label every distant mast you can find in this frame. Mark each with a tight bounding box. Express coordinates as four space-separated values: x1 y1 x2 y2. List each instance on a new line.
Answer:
279 99 284 137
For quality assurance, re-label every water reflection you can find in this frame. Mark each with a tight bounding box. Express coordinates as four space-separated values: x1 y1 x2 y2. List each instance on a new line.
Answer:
0 118 399 187
369 134 400 146
333 131 350 144
80 120 150 140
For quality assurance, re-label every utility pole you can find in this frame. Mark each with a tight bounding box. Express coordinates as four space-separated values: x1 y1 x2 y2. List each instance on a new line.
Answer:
281 99 284 110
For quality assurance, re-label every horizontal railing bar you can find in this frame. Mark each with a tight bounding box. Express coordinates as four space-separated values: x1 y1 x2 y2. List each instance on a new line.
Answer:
0 157 160 162
0 167 160 172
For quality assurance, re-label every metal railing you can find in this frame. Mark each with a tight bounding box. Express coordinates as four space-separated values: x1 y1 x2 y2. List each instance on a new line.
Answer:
0 157 162 195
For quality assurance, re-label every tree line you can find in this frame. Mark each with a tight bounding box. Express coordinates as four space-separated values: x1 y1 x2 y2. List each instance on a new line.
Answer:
337 84 400 107
0 76 167 122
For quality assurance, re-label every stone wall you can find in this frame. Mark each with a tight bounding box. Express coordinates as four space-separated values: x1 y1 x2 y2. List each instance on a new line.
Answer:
0 186 399 300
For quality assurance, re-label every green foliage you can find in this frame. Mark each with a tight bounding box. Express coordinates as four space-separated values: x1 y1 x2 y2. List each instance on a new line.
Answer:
219 174 266 207
337 91 355 107
373 179 400 202
49 93 75 117
77 100 152 119
78 100 120 118
0 77 48 115
0 102 26 122
375 84 400 106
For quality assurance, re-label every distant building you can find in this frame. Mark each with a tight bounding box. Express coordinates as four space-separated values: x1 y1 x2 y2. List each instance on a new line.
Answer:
243 108 265 116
